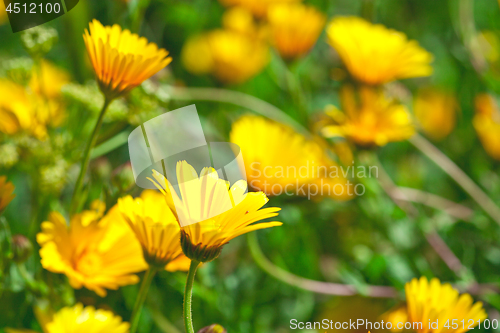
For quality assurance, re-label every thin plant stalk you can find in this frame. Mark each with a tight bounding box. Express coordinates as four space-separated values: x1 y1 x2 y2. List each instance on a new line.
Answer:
247 233 397 297
410 134 500 226
130 267 158 333
247 233 498 296
70 97 112 214
184 260 201 333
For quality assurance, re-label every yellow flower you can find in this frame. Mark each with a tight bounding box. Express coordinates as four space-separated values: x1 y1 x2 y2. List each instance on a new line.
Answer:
321 86 415 147
218 0 301 18
29 60 70 99
149 161 282 262
46 303 129 333
405 277 487 333
326 16 433 85
414 88 458 141
0 0 7 25
118 189 189 269
182 29 269 84
473 94 500 160
222 6 267 40
230 115 351 200
37 201 147 297
267 3 326 60
0 176 15 214
478 31 500 64
382 306 408 333
83 19 172 99
0 79 64 140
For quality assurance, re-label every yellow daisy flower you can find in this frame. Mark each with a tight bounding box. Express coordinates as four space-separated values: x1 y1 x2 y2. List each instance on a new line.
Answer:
218 0 301 18
29 60 70 99
0 176 15 215
382 306 408 332
149 161 282 262
405 277 487 333
473 93 500 160
321 86 415 147
37 201 147 297
267 3 326 60
118 189 188 268
0 79 65 140
222 6 267 40
46 303 129 333
83 19 172 100
0 0 7 25
326 16 433 85
414 88 458 141
230 115 351 200
181 29 269 84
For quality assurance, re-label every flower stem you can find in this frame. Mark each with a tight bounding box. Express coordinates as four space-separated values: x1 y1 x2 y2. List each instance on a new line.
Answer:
247 232 397 297
410 134 500 226
130 267 157 333
184 260 200 333
70 97 112 214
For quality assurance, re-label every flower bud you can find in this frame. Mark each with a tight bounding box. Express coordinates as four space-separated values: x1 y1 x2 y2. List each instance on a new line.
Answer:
180 230 223 263
197 324 227 333
21 26 58 58
11 234 33 263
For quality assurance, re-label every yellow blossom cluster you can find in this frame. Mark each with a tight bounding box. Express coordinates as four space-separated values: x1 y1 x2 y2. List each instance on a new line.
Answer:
182 1 326 83
0 61 69 140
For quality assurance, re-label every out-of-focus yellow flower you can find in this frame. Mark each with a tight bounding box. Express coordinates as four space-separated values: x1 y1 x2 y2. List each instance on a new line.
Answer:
0 79 64 140
218 0 301 18
182 29 269 84
326 17 433 85
0 176 15 215
478 31 500 64
321 86 415 147
222 6 267 40
381 306 408 333
405 277 486 333
30 60 70 99
0 0 8 25
118 190 189 269
37 201 147 297
46 303 129 333
83 19 172 100
230 115 352 200
150 161 281 262
474 94 500 160
267 3 325 60
414 88 458 141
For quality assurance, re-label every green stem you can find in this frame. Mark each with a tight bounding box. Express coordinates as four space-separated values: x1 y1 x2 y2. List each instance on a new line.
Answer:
409 134 500 226
130 267 157 333
247 233 396 297
130 0 151 33
284 66 308 125
70 97 112 214
183 260 200 333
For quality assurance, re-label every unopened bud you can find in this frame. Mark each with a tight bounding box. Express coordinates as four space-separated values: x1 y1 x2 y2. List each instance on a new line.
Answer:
21 26 58 58
197 324 227 333
11 234 33 263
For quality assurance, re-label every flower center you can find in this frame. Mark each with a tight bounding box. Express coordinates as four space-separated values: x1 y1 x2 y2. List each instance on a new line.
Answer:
75 250 103 276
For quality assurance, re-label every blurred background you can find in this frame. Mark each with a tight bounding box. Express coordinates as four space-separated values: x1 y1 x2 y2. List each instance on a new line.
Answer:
2 0 500 332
